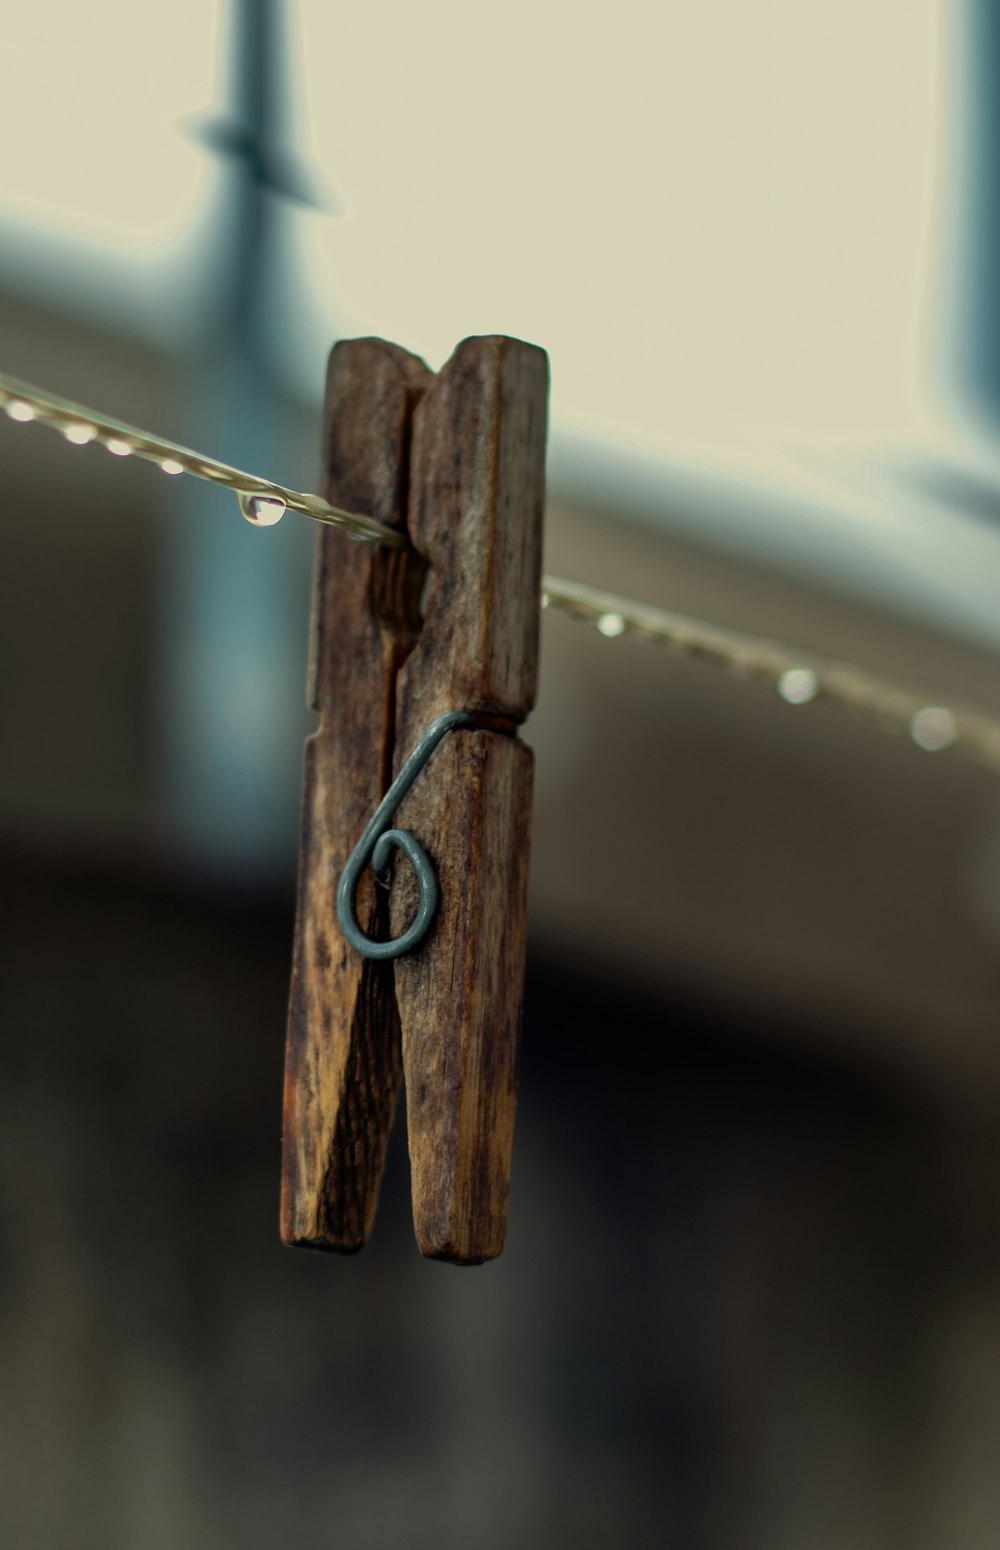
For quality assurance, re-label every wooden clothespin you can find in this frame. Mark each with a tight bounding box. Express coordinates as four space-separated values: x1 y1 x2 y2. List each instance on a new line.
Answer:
280 335 548 1264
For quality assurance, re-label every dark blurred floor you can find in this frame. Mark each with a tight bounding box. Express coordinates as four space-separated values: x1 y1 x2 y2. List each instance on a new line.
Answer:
2 851 996 1550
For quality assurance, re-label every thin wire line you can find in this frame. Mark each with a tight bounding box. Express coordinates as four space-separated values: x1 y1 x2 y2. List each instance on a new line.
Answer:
0 372 406 546
540 576 1000 776
4 370 999 776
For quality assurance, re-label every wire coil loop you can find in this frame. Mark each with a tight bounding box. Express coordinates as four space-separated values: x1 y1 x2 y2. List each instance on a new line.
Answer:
335 711 476 960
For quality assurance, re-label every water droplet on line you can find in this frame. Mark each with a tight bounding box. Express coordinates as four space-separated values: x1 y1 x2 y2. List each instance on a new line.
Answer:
238 491 286 527
910 706 956 752
597 612 626 637
160 458 183 476
64 422 96 445
778 667 818 705
5 400 35 422
105 438 132 457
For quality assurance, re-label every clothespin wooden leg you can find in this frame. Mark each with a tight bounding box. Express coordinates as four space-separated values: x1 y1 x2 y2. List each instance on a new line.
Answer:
281 334 547 1264
392 337 548 1262
281 338 430 1251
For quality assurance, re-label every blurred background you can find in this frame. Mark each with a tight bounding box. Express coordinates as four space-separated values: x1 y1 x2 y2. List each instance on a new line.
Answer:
2 2 1000 1546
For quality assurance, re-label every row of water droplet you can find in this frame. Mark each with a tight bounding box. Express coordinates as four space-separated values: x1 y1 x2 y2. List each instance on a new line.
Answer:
1 386 972 763
3 394 286 527
541 590 959 756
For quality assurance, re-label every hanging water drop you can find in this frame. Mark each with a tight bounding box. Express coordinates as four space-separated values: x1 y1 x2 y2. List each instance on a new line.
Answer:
778 667 818 705
238 491 286 527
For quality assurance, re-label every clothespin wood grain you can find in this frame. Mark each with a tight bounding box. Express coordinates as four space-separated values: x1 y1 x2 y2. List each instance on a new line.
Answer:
281 339 430 1254
281 334 548 1264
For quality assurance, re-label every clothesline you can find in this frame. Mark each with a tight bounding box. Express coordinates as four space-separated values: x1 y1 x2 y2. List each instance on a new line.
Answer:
3 369 999 777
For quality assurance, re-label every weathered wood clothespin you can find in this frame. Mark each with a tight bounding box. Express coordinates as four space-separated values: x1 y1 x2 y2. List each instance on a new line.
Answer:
281 335 548 1263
